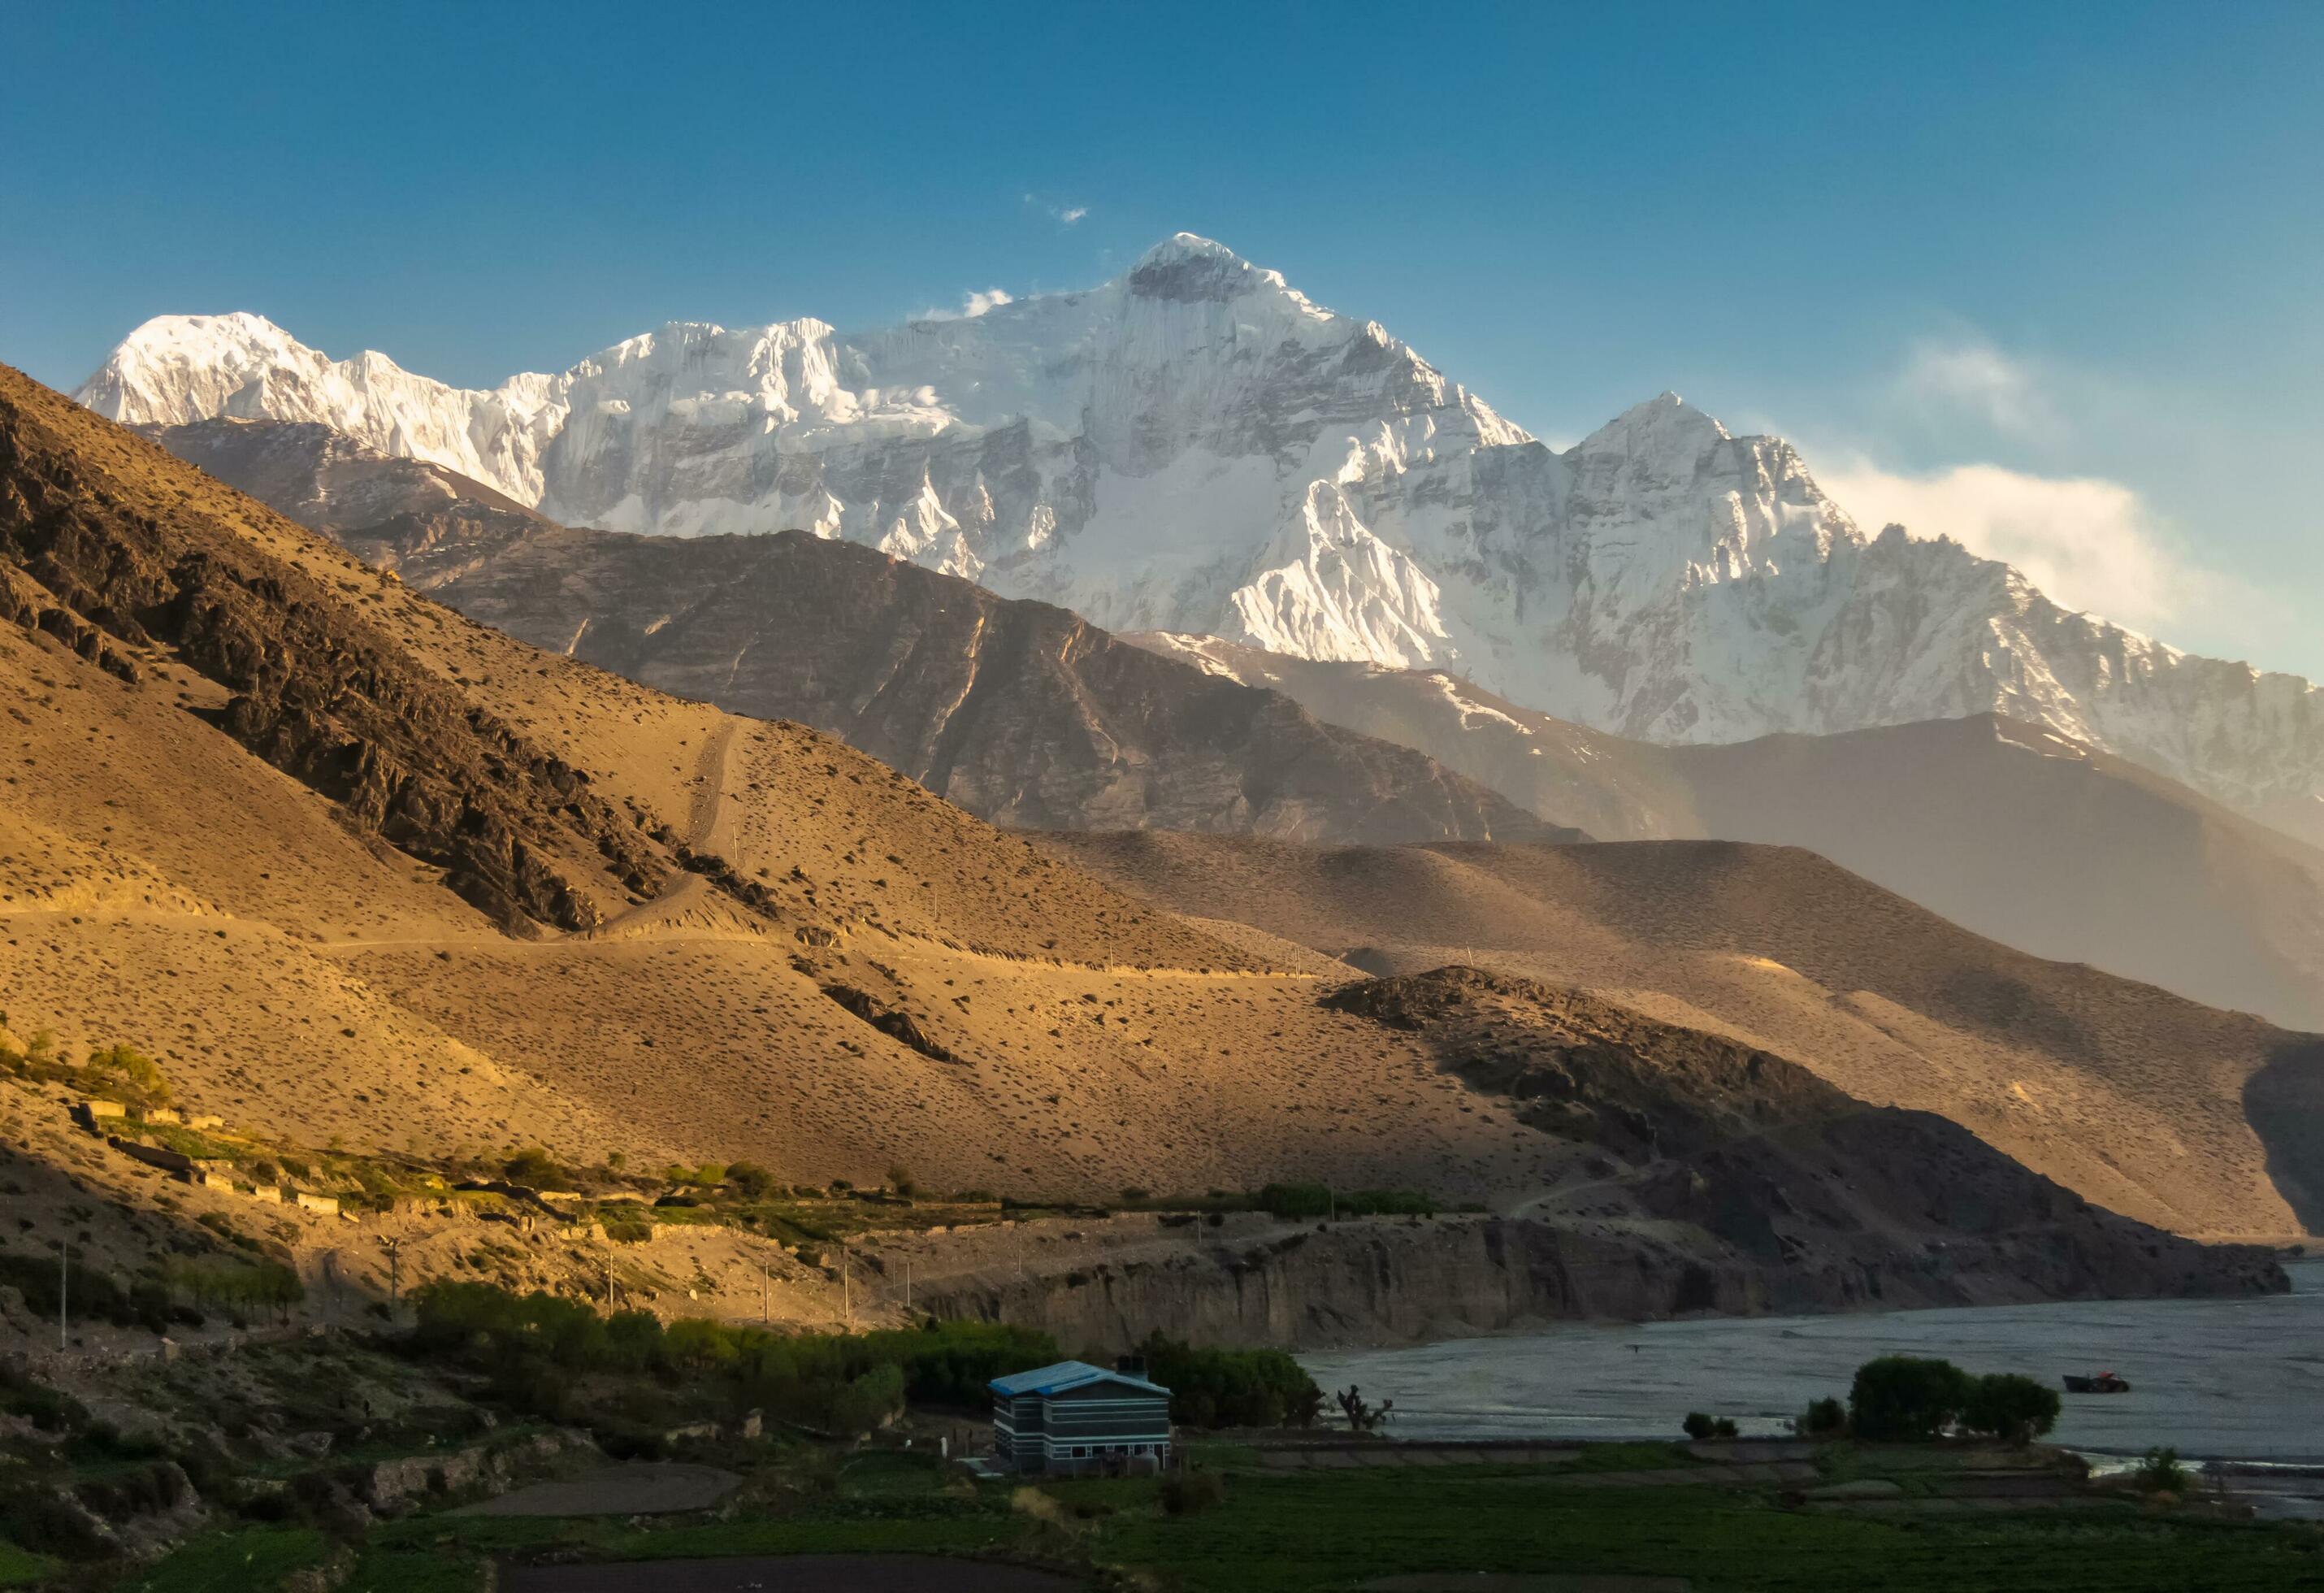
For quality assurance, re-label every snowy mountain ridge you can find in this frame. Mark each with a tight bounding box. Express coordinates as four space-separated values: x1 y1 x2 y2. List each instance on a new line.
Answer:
75 235 2324 839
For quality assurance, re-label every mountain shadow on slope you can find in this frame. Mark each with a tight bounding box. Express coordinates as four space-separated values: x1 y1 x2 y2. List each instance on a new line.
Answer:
1033 826 2324 1240
2245 1039 2324 1235
1325 966 2285 1303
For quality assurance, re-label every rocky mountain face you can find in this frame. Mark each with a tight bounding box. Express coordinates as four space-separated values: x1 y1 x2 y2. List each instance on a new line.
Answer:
1131 635 2324 1031
76 237 2324 840
129 417 1575 847
0 381 672 935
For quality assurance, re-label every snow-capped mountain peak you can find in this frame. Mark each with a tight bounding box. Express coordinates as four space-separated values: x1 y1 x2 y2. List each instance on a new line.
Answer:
1576 391 1733 458
74 239 2324 836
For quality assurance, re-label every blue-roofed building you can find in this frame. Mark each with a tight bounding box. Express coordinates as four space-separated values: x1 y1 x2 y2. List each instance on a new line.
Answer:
989 1359 1173 1474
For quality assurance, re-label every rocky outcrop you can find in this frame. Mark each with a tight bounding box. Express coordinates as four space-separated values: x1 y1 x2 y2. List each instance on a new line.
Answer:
0 365 671 934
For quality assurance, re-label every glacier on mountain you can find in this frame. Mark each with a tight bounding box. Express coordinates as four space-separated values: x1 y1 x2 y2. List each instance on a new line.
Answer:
75 233 2324 837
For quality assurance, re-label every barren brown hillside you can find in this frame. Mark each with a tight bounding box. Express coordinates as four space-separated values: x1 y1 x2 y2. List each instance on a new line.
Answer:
1035 830 2324 1239
0 363 2296 1358
0 361 1549 1208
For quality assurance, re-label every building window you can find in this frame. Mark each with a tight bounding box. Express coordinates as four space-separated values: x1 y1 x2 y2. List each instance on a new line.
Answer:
1073 1447 1088 1458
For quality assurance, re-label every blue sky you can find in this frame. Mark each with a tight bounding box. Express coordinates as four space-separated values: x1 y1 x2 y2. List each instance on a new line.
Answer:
6 1 2319 676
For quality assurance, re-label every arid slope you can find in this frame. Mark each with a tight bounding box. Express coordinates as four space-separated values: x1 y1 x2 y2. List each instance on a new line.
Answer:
0 366 1540 1206
0 367 2293 1353
1036 830 2324 1239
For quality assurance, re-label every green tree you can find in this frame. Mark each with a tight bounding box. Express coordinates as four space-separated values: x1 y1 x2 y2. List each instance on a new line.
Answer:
1961 1373 2060 1443
84 1042 169 1107
1138 1330 1322 1428
1849 1356 1971 1441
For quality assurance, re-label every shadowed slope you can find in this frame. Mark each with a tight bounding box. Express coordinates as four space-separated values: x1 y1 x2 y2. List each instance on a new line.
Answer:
1035 828 2324 1239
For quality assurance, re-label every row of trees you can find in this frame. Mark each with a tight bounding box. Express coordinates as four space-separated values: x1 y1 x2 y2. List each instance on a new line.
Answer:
1136 1330 1324 1428
406 1280 1058 1435
404 1283 1330 1436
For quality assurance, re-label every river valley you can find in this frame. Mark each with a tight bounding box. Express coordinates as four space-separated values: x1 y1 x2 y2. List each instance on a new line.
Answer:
1302 1258 2324 1462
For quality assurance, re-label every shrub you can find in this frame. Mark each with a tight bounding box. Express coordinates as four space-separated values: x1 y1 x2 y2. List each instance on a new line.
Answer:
1798 1396 1849 1438
2135 1446 2188 1494
1160 1470 1227 1516
1960 1373 2060 1443
886 1164 920 1199
503 1147 567 1187
0 1363 87 1432
726 1161 775 1198
84 1043 171 1108
1849 1355 1971 1441
1682 1412 1715 1440
1255 1183 1331 1220
0 1487 111 1559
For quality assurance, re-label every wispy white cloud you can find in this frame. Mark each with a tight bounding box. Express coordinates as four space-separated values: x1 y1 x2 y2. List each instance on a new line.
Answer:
1817 458 2235 636
1890 337 2062 442
1776 328 2304 674
915 288 1015 323
1022 192 1089 227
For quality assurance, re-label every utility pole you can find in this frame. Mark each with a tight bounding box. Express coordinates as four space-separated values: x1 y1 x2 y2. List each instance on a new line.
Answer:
605 1261 614 1313
843 1246 852 1326
904 1259 912 1315
761 1261 770 1325
381 1238 402 1325
58 1239 67 1352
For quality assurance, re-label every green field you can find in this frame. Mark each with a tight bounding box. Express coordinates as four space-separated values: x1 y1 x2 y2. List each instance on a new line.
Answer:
111 1443 2324 1593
